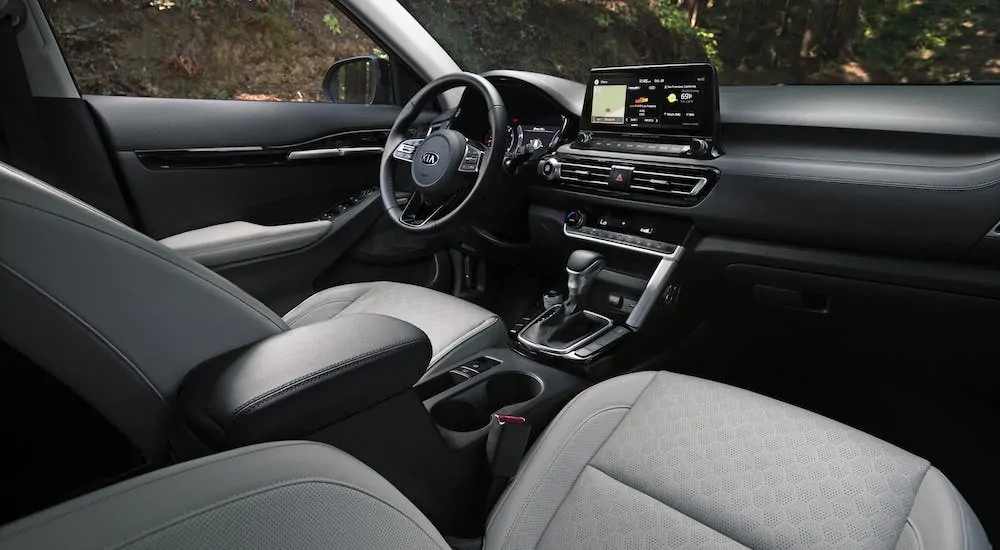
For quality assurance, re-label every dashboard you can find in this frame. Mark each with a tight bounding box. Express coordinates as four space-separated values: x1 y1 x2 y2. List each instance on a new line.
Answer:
450 67 1000 306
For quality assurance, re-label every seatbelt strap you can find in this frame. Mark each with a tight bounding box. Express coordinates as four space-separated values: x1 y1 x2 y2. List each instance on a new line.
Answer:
0 1 55 182
483 414 531 515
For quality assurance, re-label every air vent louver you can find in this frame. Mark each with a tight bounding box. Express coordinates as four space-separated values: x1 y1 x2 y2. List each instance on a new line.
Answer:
555 155 714 201
559 160 611 187
631 168 708 196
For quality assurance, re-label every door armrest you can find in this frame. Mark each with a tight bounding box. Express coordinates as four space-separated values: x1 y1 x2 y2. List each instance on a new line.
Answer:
160 220 330 267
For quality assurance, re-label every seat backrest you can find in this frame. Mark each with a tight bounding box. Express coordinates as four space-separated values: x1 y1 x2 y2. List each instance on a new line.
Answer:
0 162 287 458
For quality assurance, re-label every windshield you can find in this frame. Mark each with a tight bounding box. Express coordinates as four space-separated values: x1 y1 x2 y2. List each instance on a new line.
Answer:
399 0 1000 84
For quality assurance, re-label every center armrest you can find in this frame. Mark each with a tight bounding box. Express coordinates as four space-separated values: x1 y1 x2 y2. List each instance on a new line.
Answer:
179 313 431 449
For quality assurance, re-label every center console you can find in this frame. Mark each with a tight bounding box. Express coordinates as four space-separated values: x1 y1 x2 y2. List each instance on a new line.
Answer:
518 64 720 369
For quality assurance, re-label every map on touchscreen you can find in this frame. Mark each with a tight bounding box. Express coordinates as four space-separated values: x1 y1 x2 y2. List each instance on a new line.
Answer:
590 83 627 124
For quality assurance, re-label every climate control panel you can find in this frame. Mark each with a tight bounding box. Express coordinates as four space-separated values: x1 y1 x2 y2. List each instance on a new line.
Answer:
562 209 687 257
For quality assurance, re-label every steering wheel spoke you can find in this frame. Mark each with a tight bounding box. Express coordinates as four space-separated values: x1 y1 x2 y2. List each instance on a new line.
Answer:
400 191 458 227
399 191 457 227
391 138 424 163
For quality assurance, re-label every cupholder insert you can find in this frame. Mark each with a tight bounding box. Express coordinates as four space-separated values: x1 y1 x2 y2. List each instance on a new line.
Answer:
430 371 542 432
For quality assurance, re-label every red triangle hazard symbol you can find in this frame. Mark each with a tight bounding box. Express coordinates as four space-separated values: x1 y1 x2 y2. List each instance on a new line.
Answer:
615 174 624 182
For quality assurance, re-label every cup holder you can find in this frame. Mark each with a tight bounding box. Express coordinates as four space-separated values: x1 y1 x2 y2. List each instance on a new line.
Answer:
430 371 542 432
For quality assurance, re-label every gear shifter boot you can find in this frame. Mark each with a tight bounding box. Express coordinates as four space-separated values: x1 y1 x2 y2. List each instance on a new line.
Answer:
520 249 609 352
520 304 608 351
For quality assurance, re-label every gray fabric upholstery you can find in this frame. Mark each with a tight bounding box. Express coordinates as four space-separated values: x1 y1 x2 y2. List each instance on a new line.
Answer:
0 161 503 458
484 371 991 550
0 162 287 459
0 371 989 550
538 465 749 549
0 441 450 550
160 220 332 267
899 466 992 550
284 281 507 380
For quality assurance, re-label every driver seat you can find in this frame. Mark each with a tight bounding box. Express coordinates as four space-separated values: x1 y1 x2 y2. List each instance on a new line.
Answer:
0 161 506 459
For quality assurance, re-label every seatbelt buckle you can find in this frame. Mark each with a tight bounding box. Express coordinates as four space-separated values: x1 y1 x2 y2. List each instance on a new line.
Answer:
486 414 531 478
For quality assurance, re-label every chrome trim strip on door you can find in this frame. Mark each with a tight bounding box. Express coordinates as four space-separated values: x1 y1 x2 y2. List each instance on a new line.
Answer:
287 146 384 161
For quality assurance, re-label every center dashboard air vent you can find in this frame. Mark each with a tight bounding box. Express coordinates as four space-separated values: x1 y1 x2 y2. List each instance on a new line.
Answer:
542 155 719 205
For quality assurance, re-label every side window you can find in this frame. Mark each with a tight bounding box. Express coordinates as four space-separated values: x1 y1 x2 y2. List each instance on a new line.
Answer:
42 0 383 103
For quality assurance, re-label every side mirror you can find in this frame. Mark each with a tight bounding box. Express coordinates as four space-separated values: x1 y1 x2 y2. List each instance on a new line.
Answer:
322 55 392 104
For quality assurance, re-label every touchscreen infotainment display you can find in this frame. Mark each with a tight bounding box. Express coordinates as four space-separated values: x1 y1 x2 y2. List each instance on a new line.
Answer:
582 63 719 138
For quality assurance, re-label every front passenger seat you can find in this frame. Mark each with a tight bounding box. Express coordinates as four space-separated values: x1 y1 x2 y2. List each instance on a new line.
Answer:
0 161 505 461
0 371 990 550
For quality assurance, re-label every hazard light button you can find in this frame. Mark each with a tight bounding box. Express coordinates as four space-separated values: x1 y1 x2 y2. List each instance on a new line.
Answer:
608 165 633 190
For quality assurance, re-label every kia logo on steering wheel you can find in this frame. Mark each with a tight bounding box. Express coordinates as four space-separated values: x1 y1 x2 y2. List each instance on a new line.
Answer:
421 152 440 166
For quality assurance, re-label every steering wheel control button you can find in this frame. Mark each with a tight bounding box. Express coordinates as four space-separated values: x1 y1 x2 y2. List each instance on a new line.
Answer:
392 139 423 162
608 165 633 190
458 143 484 173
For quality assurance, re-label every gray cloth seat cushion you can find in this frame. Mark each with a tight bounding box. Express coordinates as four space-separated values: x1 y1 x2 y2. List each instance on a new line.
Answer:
0 441 451 550
0 372 988 550
283 281 507 381
483 371 991 550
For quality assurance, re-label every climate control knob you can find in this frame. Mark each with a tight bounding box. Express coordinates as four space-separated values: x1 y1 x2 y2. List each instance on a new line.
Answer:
565 210 586 228
577 131 593 145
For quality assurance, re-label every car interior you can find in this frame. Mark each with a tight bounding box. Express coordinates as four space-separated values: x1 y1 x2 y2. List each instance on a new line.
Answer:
0 0 996 549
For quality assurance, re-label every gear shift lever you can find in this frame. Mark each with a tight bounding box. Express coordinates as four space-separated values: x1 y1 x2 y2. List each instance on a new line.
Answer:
564 250 605 315
519 250 609 352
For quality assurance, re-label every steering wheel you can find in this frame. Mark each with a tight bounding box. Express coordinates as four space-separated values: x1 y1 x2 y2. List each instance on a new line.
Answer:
380 73 506 233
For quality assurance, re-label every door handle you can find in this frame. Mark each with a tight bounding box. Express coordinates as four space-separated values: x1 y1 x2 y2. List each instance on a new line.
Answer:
287 146 383 161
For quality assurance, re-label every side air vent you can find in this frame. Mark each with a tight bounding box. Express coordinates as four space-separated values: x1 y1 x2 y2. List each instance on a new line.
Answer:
551 155 718 205
559 160 611 187
631 168 709 196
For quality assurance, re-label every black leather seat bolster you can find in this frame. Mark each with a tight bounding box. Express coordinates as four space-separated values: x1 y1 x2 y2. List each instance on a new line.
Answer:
179 314 431 449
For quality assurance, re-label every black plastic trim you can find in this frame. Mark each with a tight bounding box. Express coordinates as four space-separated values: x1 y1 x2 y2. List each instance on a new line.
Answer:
135 130 389 170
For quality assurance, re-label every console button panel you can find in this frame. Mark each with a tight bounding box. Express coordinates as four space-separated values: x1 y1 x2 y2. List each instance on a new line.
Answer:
562 208 690 257
568 225 677 255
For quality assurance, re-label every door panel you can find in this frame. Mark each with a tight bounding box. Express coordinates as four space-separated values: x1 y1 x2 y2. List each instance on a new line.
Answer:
86 96 404 151
86 95 401 239
84 95 441 311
